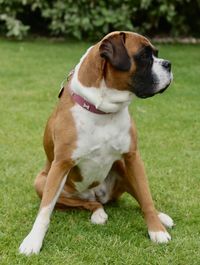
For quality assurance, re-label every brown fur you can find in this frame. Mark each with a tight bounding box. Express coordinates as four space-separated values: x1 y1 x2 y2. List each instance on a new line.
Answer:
34 31 167 234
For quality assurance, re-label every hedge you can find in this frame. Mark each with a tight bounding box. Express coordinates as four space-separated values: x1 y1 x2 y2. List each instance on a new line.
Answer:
0 0 199 40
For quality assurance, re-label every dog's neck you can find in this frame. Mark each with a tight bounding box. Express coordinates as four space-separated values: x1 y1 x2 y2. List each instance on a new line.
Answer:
70 46 133 114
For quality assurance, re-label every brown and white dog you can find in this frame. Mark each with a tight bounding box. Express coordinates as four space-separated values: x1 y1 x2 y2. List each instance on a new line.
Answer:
19 31 174 255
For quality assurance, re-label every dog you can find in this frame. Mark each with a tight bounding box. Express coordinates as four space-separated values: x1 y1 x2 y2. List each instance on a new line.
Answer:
19 31 174 255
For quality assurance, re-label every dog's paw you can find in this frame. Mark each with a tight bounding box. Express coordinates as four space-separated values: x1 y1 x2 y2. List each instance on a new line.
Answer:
19 232 42 256
148 230 171 243
158 212 174 228
91 208 108 225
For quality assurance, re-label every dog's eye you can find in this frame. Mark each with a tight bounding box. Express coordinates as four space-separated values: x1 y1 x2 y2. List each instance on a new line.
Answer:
139 46 153 61
134 46 154 67
141 50 152 60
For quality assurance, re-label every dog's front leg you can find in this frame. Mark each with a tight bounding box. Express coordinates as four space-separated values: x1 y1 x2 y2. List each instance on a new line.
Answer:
19 160 73 255
123 151 172 243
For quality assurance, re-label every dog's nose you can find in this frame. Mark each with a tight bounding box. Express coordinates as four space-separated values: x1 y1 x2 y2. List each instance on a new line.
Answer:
162 60 171 71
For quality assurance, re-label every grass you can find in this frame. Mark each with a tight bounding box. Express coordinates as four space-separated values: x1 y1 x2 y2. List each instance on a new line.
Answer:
0 38 200 265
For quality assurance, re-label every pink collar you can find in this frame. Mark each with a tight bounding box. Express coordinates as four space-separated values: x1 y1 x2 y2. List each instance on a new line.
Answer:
61 70 110 114
71 90 110 115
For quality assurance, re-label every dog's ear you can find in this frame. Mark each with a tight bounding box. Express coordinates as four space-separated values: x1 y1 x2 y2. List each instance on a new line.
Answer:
99 32 131 71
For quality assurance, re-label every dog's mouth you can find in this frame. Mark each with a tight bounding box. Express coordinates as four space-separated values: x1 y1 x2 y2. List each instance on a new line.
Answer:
136 79 172 99
158 83 170 94
135 87 168 99
136 93 155 99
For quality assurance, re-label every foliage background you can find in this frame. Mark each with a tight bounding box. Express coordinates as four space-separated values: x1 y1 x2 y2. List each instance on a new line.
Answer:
0 0 200 40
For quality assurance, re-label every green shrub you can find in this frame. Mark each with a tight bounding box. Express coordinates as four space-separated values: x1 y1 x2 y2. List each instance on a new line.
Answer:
0 0 199 40
0 14 29 39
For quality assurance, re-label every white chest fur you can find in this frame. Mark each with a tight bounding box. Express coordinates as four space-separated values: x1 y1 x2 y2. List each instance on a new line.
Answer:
71 105 131 192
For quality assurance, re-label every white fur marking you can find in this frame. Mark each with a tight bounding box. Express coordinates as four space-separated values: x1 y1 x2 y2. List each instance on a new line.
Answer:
158 212 174 228
71 106 131 192
19 172 69 255
152 57 173 92
148 230 171 243
19 206 50 255
91 208 108 224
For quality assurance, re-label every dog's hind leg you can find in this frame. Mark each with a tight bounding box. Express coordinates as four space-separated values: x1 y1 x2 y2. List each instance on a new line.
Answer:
58 193 108 225
34 160 51 199
34 163 107 225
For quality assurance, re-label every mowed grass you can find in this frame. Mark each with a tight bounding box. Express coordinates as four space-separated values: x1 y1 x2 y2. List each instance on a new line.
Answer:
0 38 200 265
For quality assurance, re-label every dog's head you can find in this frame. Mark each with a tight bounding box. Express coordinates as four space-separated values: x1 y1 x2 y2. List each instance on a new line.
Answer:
98 31 172 98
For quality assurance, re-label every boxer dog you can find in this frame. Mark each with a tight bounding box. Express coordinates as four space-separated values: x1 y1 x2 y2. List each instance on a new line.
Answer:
19 31 174 255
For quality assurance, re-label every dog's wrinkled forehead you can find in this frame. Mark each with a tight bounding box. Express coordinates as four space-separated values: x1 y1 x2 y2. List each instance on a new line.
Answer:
101 31 155 55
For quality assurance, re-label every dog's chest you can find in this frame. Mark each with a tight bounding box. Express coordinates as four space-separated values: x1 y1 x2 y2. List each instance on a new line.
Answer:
71 105 131 192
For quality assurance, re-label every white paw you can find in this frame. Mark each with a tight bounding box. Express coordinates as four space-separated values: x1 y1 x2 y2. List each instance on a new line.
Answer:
91 208 108 225
148 230 171 243
158 212 174 228
19 232 43 255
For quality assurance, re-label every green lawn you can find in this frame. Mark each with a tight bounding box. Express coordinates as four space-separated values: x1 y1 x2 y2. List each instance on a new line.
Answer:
0 38 200 265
